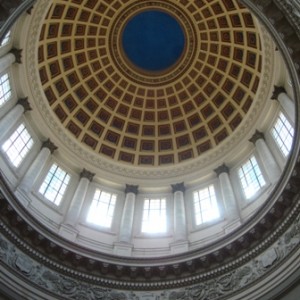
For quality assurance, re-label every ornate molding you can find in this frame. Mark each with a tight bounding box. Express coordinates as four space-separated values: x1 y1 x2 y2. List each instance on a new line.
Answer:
1 152 300 288
109 0 197 86
275 0 300 39
0 188 299 297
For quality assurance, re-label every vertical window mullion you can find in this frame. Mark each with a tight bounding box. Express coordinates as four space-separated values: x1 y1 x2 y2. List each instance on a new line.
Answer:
272 112 294 157
239 156 265 199
2 124 34 167
39 164 70 206
193 185 219 226
141 198 167 233
87 189 116 228
0 74 12 106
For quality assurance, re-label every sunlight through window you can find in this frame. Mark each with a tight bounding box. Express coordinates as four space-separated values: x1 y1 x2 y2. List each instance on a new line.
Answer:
272 112 294 157
239 156 266 199
0 74 12 106
87 189 116 228
193 185 220 225
142 198 167 233
39 164 70 205
2 123 33 167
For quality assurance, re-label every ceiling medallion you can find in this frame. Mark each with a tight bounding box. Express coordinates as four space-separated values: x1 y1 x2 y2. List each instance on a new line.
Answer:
109 1 197 86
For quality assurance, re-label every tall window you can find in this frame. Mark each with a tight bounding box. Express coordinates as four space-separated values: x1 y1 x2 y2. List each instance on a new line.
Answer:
0 74 12 106
193 185 220 226
87 189 116 228
141 198 167 233
2 123 33 167
0 31 11 47
239 156 266 199
272 112 294 157
39 164 70 205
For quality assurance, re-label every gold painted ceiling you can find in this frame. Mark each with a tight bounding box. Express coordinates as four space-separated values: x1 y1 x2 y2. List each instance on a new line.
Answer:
38 0 262 167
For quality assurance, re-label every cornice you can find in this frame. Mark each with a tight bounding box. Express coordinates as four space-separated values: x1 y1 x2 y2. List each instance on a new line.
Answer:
1 150 300 289
0 0 36 41
0 173 300 296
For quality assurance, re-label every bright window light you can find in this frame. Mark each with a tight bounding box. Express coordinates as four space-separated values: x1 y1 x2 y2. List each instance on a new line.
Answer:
141 198 167 233
87 189 116 228
239 156 266 199
0 74 12 106
39 164 70 206
193 185 220 226
2 123 33 167
272 112 294 157
0 31 11 47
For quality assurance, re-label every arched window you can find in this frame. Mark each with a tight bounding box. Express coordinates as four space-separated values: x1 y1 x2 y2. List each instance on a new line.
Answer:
141 198 167 233
87 189 116 228
238 156 266 199
271 112 294 157
193 185 220 225
39 164 70 205
2 123 33 167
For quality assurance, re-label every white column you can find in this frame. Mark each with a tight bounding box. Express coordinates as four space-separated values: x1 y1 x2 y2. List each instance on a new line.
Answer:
278 92 295 123
64 169 94 227
118 185 138 243
272 86 295 123
18 139 57 192
250 130 281 184
214 164 239 221
0 52 16 73
0 98 31 142
172 183 187 242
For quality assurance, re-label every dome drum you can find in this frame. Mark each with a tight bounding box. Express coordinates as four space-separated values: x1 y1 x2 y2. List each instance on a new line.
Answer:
0 0 300 299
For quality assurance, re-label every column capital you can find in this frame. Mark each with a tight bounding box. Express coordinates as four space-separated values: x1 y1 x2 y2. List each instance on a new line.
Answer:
80 169 95 182
171 182 185 193
125 184 138 195
214 164 229 176
42 139 57 153
271 85 286 100
17 97 31 112
249 130 265 144
9 48 22 64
